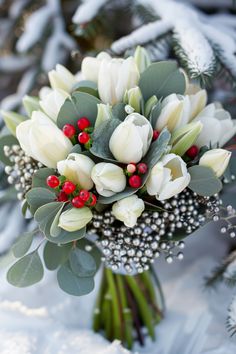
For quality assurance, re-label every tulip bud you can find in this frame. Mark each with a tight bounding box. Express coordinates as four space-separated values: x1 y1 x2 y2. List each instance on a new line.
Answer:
16 111 72 168
134 46 151 73
171 121 203 156
23 95 40 116
109 113 153 164
124 87 143 113
91 162 126 197
82 52 111 83
189 89 207 120
112 195 145 227
155 94 191 132
144 95 158 117
199 149 231 177
1 110 26 136
48 64 77 93
58 207 93 232
57 153 95 190
146 153 190 200
39 89 69 122
95 103 112 129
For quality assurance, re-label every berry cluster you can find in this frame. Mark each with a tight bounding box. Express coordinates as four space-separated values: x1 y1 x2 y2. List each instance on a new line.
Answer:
126 162 148 188
62 117 92 148
46 175 97 208
186 145 199 159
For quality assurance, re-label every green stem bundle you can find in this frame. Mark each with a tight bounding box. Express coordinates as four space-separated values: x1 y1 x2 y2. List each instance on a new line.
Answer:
92 266 165 349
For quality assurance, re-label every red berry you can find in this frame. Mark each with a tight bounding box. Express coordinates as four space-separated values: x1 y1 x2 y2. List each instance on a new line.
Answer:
186 145 199 159
62 124 76 138
62 181 76 194
77 117 90 130
127 163 136 174
129 175 142 188
153 130 160 141
89 194 97 206
137 163 148 174
47 175 60 188
78 132 90 144
79 190 90 202
57 191 69 202
72 196 84 208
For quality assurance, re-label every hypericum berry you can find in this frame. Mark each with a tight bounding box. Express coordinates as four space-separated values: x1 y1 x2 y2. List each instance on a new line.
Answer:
137 162 148 174
127 163 136 174
62 124 76 138
79 189 90 202
77 117 90 130
57 191 69 202
78 132 90 144
129 175 142 188
89 194 97 206
186 145 199 159
153 130 160 141
72 196 84 208
47 175 60 188
62 181 76 194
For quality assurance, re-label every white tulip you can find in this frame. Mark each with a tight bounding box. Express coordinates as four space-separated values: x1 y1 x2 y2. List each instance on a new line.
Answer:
81 52 111 83
155 94 191 132
112 195 145 227
39 89 69 122
193 103 236 148
146 153 190 200
48 64 77 93
134 46 151 73
91 163 126 197
199 149 231 177
16 111 72 168
95 103 112 128
57 153 95 190
98 56 140 105
188 89 207 120
109 113 153 164
58 207 93 232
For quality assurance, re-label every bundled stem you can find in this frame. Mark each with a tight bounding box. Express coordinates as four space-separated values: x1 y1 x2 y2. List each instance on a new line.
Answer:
92 266 164 349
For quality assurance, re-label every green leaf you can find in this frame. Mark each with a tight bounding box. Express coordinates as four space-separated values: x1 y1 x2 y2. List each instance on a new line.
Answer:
1 111 27 136
57 92 101 129
90 118 121 161
0 251 16 271
32 168 55 189
70 144 82 154
0 135 19 165
57 262 95 296
43 242 71 270
34 202 86 244
139 61 186 101
11 230 36 258
26 187 56 214
188 165 223 196
73 80 99 97
7 250 44 287
69 248 97 277
50 203 65 237
149 100 162 129
99 128 171 204
112 103 127 121
78 239 102 270
23 96 40 116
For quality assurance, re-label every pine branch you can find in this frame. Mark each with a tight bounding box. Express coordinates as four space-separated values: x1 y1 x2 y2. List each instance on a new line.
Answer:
227 295 236 336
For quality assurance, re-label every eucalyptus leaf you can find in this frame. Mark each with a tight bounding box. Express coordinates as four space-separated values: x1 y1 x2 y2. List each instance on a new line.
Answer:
34 202 86 244
149 100 162 128
26 187 56 214
139 61 186 101
32 168 55 189
188 165 223 196
69 248 97 277
7 250 44 287
57 262 95 296
78 239 102 270
70 144 82 154
11 230 37 258
57 92 101 129
50 203 65 237
0 251 16 271
73 80 99 97
112 103 127 121
0 135 19 165
90 118 121 161
43 242 71 270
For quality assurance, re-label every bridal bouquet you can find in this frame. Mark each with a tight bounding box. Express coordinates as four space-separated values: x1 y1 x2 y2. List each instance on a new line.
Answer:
0 46 235 348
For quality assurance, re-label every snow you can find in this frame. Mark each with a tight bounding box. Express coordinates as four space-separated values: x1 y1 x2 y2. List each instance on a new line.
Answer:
72 0 109 24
